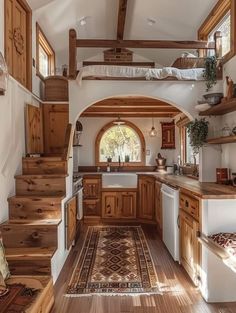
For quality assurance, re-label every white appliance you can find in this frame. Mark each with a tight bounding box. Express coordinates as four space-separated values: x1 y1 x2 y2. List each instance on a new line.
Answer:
161 183 180 262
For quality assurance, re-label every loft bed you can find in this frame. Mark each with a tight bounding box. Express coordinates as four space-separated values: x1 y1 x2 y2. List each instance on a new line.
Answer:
68 29 223 83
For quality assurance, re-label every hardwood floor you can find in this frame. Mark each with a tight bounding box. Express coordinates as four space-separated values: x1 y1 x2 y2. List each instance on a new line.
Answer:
52 224 236 313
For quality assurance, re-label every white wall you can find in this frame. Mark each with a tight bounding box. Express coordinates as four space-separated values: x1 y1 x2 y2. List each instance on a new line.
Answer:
77 117 180 168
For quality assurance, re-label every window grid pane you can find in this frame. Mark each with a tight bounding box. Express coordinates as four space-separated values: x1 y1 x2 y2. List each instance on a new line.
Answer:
99 125 141 163
39 44 49 77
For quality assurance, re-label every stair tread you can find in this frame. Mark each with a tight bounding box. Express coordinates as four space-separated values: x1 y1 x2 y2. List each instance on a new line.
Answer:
1 219 62 226
23 157 63 161
15 174 68 179
8 195 65 201
5 247 56 259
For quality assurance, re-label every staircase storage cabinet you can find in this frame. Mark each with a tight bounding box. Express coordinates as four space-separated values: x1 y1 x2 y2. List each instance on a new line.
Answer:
83 175 101 219
179 191 201 285
138 175 155 220
155 180 162 235
102 191 137 219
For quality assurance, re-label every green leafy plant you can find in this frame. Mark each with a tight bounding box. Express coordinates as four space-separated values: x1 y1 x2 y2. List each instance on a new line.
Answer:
186 118 209 155
203 56 217 92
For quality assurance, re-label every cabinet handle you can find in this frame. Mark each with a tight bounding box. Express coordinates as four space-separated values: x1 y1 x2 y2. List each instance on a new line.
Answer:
177 215 180 229
185 200 189 207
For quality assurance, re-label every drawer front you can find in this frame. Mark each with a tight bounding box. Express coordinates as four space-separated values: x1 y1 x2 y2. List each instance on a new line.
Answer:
83 199 100 216
180 193 199 220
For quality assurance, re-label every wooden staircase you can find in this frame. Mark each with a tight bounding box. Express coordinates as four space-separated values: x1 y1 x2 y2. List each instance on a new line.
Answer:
0 124 73 276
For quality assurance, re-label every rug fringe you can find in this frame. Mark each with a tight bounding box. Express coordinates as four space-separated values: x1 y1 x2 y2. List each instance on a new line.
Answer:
64 291 162 298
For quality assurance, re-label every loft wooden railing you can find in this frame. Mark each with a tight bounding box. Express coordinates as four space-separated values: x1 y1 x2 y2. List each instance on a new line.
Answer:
62 123 73 161
68 28 223 79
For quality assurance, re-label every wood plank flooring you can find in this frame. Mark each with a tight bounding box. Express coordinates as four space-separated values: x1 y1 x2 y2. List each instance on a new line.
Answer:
52 224 236 313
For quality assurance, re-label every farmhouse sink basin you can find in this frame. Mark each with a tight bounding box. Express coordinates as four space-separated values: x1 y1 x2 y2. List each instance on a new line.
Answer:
102 173 138 188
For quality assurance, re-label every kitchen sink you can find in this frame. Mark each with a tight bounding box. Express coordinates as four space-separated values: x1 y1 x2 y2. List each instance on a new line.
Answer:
102 173 138 188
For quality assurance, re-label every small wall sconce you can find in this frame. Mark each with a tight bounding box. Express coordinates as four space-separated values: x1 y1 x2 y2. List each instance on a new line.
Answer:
0 52 8 95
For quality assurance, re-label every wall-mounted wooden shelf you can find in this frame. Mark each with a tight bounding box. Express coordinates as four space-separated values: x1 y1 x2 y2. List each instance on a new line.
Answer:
207 135 236 145
199 98 236 116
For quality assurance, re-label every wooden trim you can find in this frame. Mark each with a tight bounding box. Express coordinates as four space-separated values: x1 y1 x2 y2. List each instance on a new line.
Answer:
95 120 146 166
198 0 235 62
82 61 155 67
36 22 55 78
76 38 214 50
62 123 73 161
69 29 77 79
207 135 236 144
199 98 236 116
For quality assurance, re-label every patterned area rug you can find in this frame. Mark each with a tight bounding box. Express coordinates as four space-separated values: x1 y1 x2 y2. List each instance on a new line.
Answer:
66 226 160 296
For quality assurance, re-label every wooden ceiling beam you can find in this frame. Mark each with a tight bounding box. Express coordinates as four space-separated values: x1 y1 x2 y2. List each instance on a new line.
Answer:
76 39 215 49
81 113 177 118
84 107 180 113
93 98 174 106
117 0 128 40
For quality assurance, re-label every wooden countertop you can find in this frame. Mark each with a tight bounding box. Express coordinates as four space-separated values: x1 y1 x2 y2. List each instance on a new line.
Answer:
138 173 236 199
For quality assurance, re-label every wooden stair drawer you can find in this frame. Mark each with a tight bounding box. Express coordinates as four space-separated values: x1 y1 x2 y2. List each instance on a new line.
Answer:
180 192 199 220
83 199 100 216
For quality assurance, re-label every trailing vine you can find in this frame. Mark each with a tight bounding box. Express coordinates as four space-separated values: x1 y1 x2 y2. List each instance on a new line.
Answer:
203 56 217 92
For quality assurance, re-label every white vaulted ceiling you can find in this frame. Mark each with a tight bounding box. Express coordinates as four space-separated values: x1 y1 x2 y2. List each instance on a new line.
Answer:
28 0 217 66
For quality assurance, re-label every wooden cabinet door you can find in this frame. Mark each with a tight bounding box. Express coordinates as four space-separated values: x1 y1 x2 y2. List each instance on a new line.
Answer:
155 180 162 233
66 196 77 249
26 104 44 154
43 104 69 155
180 210 200 284
83 178 101 199
102 192 118 218
138 177 155 220
83 199 100 217
118 192 136 218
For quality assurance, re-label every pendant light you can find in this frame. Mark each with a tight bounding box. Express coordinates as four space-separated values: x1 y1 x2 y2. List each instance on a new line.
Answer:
149 115 157 137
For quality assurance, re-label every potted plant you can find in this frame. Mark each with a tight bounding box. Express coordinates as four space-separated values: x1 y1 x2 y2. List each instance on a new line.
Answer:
186 118 209 176
203 56 217 92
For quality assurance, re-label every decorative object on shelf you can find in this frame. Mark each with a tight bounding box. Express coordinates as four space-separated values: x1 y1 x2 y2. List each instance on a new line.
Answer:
232 126 236 135
156 152 166 171
62 64 68 77
226 76 234 100
0 52 8 95
161 120 175 149
221 124 232 137
203 56 217 92
216 168 229 184
73 120 83 146
149 115 157 137
202 93 223 106
186 118 209 177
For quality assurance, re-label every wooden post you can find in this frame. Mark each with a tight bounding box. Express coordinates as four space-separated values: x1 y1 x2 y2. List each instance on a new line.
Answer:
69 29 77 79
214 31 222 58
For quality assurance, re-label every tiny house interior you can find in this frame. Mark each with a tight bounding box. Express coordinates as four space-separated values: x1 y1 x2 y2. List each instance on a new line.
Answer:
1 0 236 312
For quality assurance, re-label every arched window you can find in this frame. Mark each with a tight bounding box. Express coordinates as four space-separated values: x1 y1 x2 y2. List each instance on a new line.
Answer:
95 121 146 166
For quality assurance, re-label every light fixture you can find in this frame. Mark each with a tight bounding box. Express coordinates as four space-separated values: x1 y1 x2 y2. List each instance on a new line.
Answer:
78 16 91 27
149 115 157 137
147 17 157 26
113 115 125 126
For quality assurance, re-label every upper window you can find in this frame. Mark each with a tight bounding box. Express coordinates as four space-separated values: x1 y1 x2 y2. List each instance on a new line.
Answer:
198 0 235 62
208 11 231 57
36 23 55 78
95 121 145 166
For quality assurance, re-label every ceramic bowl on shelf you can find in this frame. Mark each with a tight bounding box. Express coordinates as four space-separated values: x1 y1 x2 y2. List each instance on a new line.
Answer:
203 93 224 106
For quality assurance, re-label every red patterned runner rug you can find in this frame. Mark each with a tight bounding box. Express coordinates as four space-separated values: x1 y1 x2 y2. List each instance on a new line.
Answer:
66 226 160 296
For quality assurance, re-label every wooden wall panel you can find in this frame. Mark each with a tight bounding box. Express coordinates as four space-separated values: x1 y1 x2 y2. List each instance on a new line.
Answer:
26 104 44 154
42 103 69 155
66 197 77 249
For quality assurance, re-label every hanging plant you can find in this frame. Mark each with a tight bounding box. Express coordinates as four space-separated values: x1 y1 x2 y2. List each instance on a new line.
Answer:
186 118 209 155
203 56 217 92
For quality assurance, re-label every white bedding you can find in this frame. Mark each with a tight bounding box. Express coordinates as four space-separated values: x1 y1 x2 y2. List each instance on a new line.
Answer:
76 65 205 85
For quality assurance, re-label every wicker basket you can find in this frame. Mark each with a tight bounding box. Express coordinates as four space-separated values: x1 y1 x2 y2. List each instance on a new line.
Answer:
44 76 68 101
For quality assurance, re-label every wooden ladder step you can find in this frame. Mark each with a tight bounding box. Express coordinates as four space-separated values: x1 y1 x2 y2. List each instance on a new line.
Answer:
8 195 64 220
15 174 67 196
22 157 67 175
0 219 61 248
5 247 56 276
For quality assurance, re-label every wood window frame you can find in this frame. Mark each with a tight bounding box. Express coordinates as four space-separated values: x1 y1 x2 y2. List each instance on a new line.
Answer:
36 22 55 80
4 0 32 91
176 116 190 165
198 0 236 63
95 120 146 167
